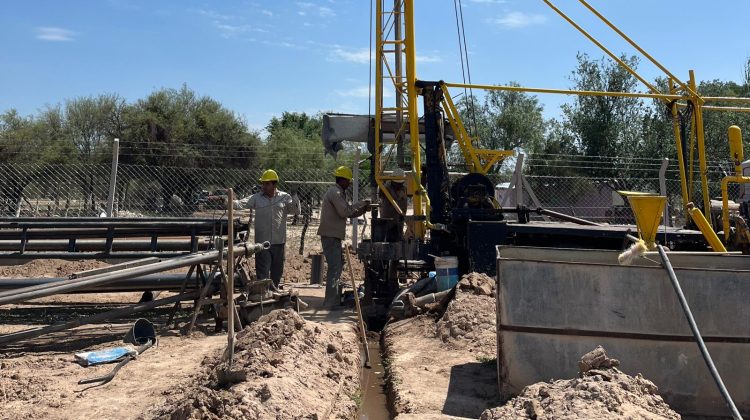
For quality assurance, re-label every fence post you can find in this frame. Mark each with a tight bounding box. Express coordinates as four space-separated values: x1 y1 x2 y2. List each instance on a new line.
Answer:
352 147 361 250
514 153 525 207
660 158 670 228
106 138 120 217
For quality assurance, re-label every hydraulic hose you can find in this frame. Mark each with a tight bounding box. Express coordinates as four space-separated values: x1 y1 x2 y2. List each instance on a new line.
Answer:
656 245 742 419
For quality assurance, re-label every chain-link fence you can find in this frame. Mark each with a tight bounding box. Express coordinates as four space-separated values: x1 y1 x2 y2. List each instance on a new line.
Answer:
0 162 373 254
0 153 742 233
494 154 741 226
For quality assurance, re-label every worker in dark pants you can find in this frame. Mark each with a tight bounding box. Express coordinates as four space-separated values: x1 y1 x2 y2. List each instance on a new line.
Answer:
234 169 300 288
317 166 370 307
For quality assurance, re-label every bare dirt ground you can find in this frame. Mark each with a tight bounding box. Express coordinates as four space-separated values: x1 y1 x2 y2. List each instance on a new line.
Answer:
0 248 366 420
147 309 361 419
481 346 680 419
383 273 500 420
383 273 682 420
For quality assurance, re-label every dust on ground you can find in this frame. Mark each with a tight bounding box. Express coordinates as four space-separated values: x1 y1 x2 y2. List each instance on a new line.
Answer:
0 250 364 420
481 346 681 420
383 272 499 419
148 309 360 420
0 327 226 420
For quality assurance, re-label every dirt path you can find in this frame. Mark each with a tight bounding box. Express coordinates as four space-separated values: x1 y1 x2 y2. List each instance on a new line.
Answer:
383 274 500 419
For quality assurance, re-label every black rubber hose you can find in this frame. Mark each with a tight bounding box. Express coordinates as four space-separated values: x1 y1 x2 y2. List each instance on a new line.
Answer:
77 339 153 386
656 245 742 419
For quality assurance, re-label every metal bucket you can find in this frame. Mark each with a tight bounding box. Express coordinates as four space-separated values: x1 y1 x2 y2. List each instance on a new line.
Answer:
123 318 156 345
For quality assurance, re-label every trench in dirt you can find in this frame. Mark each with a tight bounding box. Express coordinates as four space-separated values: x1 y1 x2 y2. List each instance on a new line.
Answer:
358 340 391 420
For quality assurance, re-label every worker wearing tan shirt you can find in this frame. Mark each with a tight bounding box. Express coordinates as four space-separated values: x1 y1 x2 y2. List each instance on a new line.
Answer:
317 166 370 307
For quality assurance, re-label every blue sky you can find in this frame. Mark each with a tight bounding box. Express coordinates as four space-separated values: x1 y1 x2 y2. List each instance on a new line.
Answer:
2 0 750 132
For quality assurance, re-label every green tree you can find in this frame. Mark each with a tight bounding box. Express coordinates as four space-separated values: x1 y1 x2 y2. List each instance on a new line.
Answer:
266 112 322 139
121 85 262 213
0 108 77 214
562 53 645 174
457 85 546 153
65 93 125 163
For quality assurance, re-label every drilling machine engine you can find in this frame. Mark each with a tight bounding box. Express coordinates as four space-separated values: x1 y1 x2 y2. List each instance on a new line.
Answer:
356 82 504 327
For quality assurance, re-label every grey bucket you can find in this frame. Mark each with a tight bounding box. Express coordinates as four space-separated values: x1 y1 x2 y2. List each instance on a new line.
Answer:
123 318 157 345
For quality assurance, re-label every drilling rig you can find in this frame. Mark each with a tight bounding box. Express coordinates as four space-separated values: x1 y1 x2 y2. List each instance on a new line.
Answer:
322 0 750 327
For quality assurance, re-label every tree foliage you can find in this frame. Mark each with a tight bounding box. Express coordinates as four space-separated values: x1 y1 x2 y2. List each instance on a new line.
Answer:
457 83 546 153
562 54 644 163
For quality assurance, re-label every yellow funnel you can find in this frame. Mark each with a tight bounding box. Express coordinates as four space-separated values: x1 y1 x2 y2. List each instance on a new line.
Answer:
619 191 666 249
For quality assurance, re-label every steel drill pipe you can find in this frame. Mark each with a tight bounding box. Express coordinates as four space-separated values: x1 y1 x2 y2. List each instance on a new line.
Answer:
0 229 211 240
0 217 237 228
0 242 263 299
0 273 229 293
0 256 187 299
0 289 201 346
0 239 208 252
0 241 269 305
0 252 192 264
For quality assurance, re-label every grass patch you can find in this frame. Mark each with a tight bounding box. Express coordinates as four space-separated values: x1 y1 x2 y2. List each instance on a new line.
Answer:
348 391 363 409
476 356 496 364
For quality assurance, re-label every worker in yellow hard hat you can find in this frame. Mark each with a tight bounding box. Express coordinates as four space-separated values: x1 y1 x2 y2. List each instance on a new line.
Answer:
318 166 371 307
233 169 300 288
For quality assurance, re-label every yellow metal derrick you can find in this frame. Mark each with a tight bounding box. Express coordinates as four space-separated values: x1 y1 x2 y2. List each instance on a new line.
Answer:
372 0 750 247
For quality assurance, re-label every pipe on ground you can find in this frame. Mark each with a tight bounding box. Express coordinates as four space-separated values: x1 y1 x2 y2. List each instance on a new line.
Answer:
0 239 209 252
0 290 201 346
0 273 229 293
0 242 268 305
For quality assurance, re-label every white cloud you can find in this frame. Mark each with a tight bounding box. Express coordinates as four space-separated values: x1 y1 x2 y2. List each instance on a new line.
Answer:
329 47 441 64
417 54 441 63
489 12 547 29
255 39 305 49
196 9 236 21
330 47 371 64
318 6 335 17
36 27 74 42
194 8 269 38
261 9 273 17
296 2 335 18
335 86 392 98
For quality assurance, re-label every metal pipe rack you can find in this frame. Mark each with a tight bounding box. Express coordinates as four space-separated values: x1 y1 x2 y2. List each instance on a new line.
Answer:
0 217 248 264
0 240 269 346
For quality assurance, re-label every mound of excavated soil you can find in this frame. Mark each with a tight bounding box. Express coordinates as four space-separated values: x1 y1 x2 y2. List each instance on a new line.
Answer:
149 309 360 420
435 273 496 358
481 346 680 420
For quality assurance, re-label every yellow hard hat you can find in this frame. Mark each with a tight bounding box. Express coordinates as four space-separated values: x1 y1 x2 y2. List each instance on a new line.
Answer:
259 169 279 183
334 166 353 180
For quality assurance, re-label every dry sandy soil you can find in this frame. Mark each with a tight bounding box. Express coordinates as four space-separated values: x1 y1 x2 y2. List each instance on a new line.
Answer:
0 250 366 420
382 273 682 420
481 346 680 419
147 309 360 419
383 273 500 420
